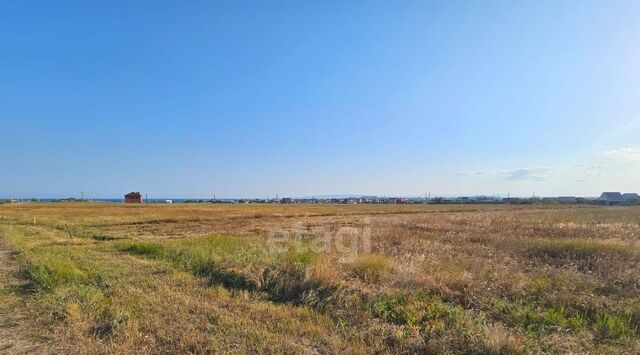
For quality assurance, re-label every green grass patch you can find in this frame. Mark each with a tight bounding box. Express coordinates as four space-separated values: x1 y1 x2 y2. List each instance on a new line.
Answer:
366 291 488 352
594 313 635 341
489 299 587 334
626 300 640 330
118 236 335 305
367 292 480 335
536 307 586 332
119 241 166 257
118 238 261 290
20 255 88 291
281 248 316 269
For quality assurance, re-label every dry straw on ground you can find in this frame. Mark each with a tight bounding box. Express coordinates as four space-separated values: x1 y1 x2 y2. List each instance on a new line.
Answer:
0 203 638 353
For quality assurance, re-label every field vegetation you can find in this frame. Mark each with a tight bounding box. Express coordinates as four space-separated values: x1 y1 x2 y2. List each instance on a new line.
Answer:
0 203 639 353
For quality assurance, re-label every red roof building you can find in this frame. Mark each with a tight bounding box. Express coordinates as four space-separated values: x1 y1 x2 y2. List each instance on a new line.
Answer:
124 192 143 204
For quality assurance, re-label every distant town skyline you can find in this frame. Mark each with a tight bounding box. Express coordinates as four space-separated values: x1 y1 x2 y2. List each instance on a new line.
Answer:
2 1 640 198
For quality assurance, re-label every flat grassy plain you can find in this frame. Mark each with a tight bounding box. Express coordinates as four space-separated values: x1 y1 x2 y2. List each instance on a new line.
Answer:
0 203 639 353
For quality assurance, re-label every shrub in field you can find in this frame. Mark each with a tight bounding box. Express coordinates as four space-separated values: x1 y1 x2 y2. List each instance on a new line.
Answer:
351 254 392 282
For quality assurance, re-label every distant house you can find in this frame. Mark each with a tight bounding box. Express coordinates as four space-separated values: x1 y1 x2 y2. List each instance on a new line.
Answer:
558 196 577 204
598 192 624 205
623 193 640 202
576 197 592 204
124 192 143 204
473 196 498 203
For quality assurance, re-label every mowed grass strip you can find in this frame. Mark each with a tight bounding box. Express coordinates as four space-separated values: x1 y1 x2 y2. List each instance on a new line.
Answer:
117 236 340 303
1 225 374 353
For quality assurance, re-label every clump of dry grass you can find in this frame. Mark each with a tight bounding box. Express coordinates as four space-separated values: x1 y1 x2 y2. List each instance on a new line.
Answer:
482 323 526 353
351 254 392 283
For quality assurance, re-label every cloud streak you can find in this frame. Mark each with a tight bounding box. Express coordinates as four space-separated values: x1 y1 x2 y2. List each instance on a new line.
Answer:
454 171 486 177
500 167 554 181
455 167 555 182
454 146 640 185
600 146 640 162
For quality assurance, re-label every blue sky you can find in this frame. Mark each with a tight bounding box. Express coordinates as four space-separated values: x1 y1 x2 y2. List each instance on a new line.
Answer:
2 0 640 198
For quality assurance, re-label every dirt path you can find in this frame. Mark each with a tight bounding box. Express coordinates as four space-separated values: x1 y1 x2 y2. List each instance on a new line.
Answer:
0 234 47 354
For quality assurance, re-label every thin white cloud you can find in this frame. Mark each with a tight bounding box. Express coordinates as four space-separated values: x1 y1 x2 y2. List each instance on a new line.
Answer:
454 171 485 177
455 167 555 182
600 146 640 162
500 167 554 181
451 147 640 193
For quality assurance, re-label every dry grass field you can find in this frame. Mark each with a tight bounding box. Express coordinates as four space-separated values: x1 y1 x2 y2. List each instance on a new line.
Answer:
0 203 639 354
